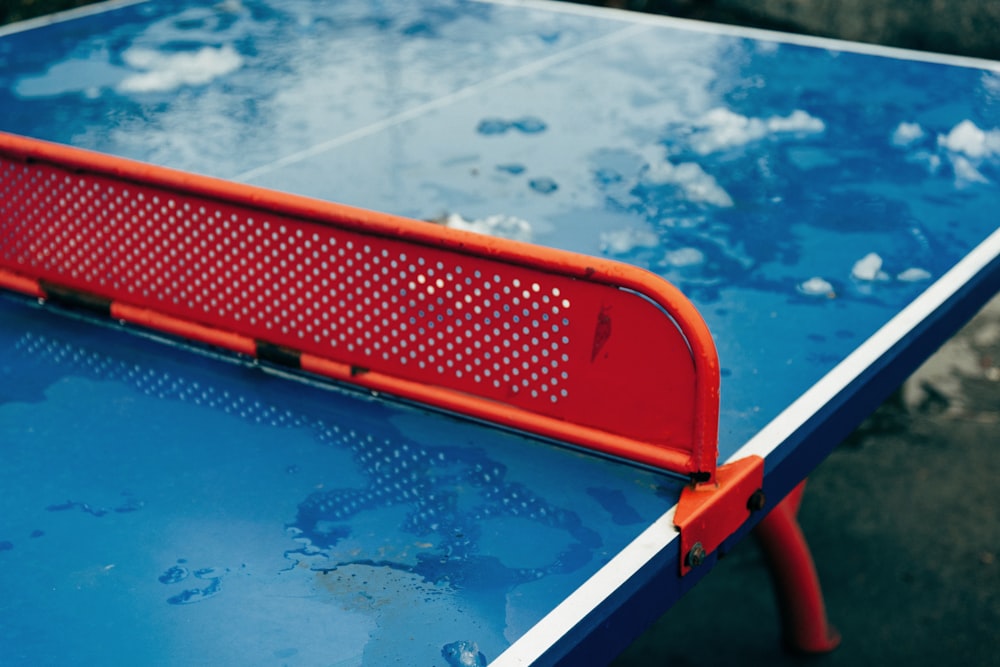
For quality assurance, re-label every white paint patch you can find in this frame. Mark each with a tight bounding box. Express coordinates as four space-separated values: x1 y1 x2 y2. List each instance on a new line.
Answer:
688 107 825 154
118 45 242 93
662 247 705 267
897 267 932 282
640 149 734 207
937 120 1000 159
599 228 659 254
952 156 990 184
891 122 925 147
851 252 890 281
895 119 998 186
914 151 943 173
766 109 826 134
798 277 835 296
440 213 533 243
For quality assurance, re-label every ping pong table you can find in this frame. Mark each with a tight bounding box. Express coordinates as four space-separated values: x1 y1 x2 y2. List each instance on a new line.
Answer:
1 1 999 665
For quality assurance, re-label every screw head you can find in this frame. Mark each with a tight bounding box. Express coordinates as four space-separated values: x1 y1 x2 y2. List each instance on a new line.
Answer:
747 489 766 512
687 542 707 567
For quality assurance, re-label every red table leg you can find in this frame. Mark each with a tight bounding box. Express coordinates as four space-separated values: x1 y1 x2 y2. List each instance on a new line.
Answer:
753 480 841 653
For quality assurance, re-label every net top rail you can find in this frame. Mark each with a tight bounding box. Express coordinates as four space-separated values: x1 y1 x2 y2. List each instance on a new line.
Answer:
0 131 720 480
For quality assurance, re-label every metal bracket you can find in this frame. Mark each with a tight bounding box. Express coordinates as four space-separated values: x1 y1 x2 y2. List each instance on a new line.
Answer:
674 455 765 575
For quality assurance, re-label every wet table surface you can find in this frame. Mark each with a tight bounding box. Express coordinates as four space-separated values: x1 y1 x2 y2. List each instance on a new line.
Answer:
1 1 998 664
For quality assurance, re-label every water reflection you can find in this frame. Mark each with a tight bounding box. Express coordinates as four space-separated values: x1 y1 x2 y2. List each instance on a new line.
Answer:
3 313 678 662
13 329 604 588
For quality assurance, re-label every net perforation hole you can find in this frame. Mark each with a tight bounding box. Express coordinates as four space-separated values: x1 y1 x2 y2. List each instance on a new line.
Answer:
0 158 578 404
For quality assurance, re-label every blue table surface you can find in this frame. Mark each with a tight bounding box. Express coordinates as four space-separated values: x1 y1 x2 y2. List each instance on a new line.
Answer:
1 297 684 665
1 0 999 664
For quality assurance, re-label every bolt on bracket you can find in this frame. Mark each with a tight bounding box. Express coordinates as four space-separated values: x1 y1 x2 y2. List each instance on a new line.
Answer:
674 455 765 575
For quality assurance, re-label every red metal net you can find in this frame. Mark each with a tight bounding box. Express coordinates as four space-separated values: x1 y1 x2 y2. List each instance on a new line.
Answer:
0 132 719 478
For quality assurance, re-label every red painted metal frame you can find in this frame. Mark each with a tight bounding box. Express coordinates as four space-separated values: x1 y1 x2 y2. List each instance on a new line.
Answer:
754 481 840 653
673 455 764 575
0 131 720 479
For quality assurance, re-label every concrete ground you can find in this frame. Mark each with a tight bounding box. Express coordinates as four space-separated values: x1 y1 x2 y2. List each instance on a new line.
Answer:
615 295 1000 665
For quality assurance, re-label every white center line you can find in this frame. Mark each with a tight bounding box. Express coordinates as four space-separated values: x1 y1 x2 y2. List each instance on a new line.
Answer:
233 22 649 183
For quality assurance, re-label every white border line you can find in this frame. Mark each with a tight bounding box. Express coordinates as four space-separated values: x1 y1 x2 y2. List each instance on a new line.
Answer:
477 0 1000 72
493 226 1000 665
237 0 999 183
0 0 149 38
491 509 679 667
733 225 1000 463
233 23 649 183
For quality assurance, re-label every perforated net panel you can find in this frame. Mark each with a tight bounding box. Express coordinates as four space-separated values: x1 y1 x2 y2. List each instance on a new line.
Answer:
1 164 574 402
0 134 718 475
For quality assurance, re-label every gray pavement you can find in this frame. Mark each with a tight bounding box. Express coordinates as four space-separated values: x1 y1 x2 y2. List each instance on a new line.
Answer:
615 295 1000 665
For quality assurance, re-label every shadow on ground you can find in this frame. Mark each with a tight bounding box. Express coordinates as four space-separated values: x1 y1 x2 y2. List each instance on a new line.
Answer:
616 296 1000 666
